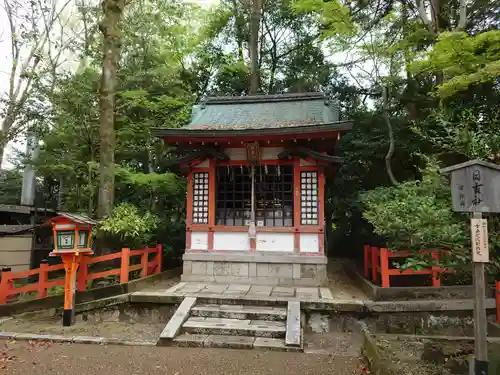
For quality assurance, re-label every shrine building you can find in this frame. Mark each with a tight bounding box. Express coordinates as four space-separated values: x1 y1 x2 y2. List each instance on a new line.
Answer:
153 92 352 286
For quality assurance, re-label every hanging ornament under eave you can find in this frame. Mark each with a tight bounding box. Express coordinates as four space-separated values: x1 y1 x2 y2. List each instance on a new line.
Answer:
245 141 261 165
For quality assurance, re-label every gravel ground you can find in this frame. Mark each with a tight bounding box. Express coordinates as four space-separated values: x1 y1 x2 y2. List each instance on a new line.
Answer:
0 340 366 375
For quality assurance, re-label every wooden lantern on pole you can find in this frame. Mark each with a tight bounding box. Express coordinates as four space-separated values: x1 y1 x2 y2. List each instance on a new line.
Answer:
441 159 500 375
48 213 96 327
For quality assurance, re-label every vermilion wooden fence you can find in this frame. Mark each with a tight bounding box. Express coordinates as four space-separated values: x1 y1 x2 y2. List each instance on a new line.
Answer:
495 281 500 323
364 245 446 288
0 245 162 304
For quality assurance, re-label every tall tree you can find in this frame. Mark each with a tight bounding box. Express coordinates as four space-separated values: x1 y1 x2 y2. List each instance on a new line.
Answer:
248 0 262 93
0 0 73 167
98 0 126 218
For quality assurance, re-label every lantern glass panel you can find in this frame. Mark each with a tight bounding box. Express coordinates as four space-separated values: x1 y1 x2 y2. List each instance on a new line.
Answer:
57 230 75 250
78 230 89 248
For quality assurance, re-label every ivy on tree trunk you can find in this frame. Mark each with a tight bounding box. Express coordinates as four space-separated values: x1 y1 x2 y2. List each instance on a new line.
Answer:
98 0 126 219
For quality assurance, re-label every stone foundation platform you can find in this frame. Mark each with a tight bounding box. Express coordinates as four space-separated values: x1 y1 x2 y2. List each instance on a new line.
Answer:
181 252 327 286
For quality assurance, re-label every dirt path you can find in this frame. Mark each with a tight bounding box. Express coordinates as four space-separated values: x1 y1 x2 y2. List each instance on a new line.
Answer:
0 340 366 375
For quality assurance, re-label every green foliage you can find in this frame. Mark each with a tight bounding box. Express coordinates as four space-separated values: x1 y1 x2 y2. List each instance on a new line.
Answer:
413 106 500 160
99 203 159 247
361 162 468 252
0 170 22 205
412 31 500 98
292 0 356 38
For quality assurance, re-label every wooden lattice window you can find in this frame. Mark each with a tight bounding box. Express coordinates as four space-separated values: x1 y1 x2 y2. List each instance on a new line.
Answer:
215 165 293 227
300 171 318 225
192 172 209 224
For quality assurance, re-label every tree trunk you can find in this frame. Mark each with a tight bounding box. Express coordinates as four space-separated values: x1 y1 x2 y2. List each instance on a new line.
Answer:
0 138 5 169
383 86 398 185
97 0 126 219
232 0 245 63
249 0 262 94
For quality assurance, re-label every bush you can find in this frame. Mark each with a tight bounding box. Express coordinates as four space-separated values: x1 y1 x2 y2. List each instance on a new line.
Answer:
99 203 160 248
360 162 471 271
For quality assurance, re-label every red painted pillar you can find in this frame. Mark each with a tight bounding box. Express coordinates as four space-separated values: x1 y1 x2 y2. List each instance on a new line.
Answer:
141 248 149 277
156 244 163 273
380 248 390 288
38 260 49 298
496 280 500 323
120 248 130 283
431 251 441 287
77 256 89 291
371 246 378 282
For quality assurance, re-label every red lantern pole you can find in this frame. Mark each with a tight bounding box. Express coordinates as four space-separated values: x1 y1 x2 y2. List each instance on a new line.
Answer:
61 253 82 326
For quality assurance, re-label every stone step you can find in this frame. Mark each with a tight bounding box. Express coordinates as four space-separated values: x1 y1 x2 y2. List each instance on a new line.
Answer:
191 304 287 321
182 317 286 338
171 333 302 351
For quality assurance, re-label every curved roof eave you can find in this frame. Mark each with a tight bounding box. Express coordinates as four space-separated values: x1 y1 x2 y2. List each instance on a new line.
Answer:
152 121 353 141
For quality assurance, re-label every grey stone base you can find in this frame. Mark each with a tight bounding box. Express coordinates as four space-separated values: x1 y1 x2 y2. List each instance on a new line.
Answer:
181 252 327 286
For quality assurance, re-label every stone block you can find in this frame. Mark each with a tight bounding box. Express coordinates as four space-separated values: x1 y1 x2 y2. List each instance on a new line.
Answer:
159 297 197 341
165 282 187 294
249 285 272 296
296 287 320 299
203 284 229 293
269 264 293 278
204 334 254 349
300 264 317 279
206 261 214 276
214 263 249 277
249 263 257 278
73 336 106 344
191 262 208 276
285 301 301 347
183 261 193 275
253 337 301 351
256 263 270 277
227 284 251 292
292 264 301 279
319 288 334 300
172 334 208 348
0 332 17 340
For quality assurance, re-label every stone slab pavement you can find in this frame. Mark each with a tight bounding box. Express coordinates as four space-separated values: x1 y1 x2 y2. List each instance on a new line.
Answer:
135 281 368 304
0 340 365 375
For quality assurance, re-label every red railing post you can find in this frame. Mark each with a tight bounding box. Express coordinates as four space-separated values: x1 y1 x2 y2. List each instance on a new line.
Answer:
496 281 500 323
371 246 378 282
0 268 12 304
380 248 390 288
431 250 441 287
141 248 149 277
120 248 130 283
156 244 163 274
77 255 89 291
37 261 48 298
364 245 369 277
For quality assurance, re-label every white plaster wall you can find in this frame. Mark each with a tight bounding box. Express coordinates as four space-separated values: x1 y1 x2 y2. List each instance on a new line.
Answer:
196 160 209 167
300 158 316 166
191 232 208 250
225 148 246 160
300 233 319 253
256 232 294 252
261 147 284 159
225 147 285 161
214 232 249 251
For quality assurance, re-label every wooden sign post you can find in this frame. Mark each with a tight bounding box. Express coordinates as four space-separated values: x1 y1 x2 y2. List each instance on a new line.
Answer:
442 160 500 375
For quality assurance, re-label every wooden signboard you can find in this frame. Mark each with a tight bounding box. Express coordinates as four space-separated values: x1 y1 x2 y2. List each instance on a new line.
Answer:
443 160 500 213
471 218 489 263
440 160 500 375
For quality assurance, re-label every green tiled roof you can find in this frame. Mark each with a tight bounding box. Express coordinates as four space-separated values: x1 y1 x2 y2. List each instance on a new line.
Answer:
186 92 339 130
